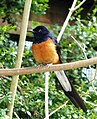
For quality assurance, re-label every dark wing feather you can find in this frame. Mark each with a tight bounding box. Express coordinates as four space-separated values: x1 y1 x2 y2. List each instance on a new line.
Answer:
51 36 62 63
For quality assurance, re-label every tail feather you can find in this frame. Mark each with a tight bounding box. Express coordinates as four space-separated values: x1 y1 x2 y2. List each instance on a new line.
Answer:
55 70 87 112
64 83 87 112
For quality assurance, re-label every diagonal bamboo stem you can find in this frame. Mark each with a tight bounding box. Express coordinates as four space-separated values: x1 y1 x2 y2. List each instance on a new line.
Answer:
57 0 86 43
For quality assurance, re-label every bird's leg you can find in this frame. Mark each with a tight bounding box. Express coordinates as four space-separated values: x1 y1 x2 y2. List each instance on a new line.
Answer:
47 63 53 67
37 64 44 69
46 64 53 73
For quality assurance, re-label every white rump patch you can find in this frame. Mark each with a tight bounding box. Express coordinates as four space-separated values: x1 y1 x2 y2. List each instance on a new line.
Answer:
54 70 72 92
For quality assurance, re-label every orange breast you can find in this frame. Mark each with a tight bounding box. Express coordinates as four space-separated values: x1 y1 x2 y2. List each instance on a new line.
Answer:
32 38 60 64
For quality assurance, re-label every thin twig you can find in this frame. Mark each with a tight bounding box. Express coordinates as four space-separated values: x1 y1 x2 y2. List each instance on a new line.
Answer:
72 36 97 95
44 101 68 119
0 75 11 81
71 36 87 59
73 0 86 11
84 99 97 107
48 101 68 117
14 112 20 119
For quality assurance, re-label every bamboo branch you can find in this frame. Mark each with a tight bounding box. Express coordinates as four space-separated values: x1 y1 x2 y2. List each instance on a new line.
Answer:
57 0 77 43
0 57 97 76
45 72 50 119
7 0 32 118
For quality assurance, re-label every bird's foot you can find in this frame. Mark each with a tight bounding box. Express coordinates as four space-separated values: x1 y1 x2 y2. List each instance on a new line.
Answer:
46 63 52 68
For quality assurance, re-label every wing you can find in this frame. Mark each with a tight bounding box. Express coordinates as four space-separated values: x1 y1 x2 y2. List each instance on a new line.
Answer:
50 36 62 63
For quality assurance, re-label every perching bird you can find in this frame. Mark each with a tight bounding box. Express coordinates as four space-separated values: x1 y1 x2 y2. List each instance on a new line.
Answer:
28 25 87 112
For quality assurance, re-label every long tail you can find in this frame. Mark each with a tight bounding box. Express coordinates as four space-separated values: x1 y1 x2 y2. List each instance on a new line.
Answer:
54 70 87 112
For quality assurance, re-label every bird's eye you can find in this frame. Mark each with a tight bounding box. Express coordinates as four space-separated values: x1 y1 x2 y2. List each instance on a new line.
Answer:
38 29 42 32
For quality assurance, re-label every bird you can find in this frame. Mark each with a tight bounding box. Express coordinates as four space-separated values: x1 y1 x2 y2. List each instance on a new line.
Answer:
28 25 87 112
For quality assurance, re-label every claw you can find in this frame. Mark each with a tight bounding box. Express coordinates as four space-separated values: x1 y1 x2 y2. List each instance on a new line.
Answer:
46 63 52 68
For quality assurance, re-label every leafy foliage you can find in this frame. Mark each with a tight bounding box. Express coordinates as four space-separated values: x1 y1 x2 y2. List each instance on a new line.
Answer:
0 0 48 25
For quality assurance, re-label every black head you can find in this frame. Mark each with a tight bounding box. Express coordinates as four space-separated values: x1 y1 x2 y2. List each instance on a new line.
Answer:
33 26 50 35
28 26 50 39
28 26 52 43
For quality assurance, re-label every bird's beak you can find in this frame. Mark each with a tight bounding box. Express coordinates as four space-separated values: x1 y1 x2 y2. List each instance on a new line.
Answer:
27 29 35 33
